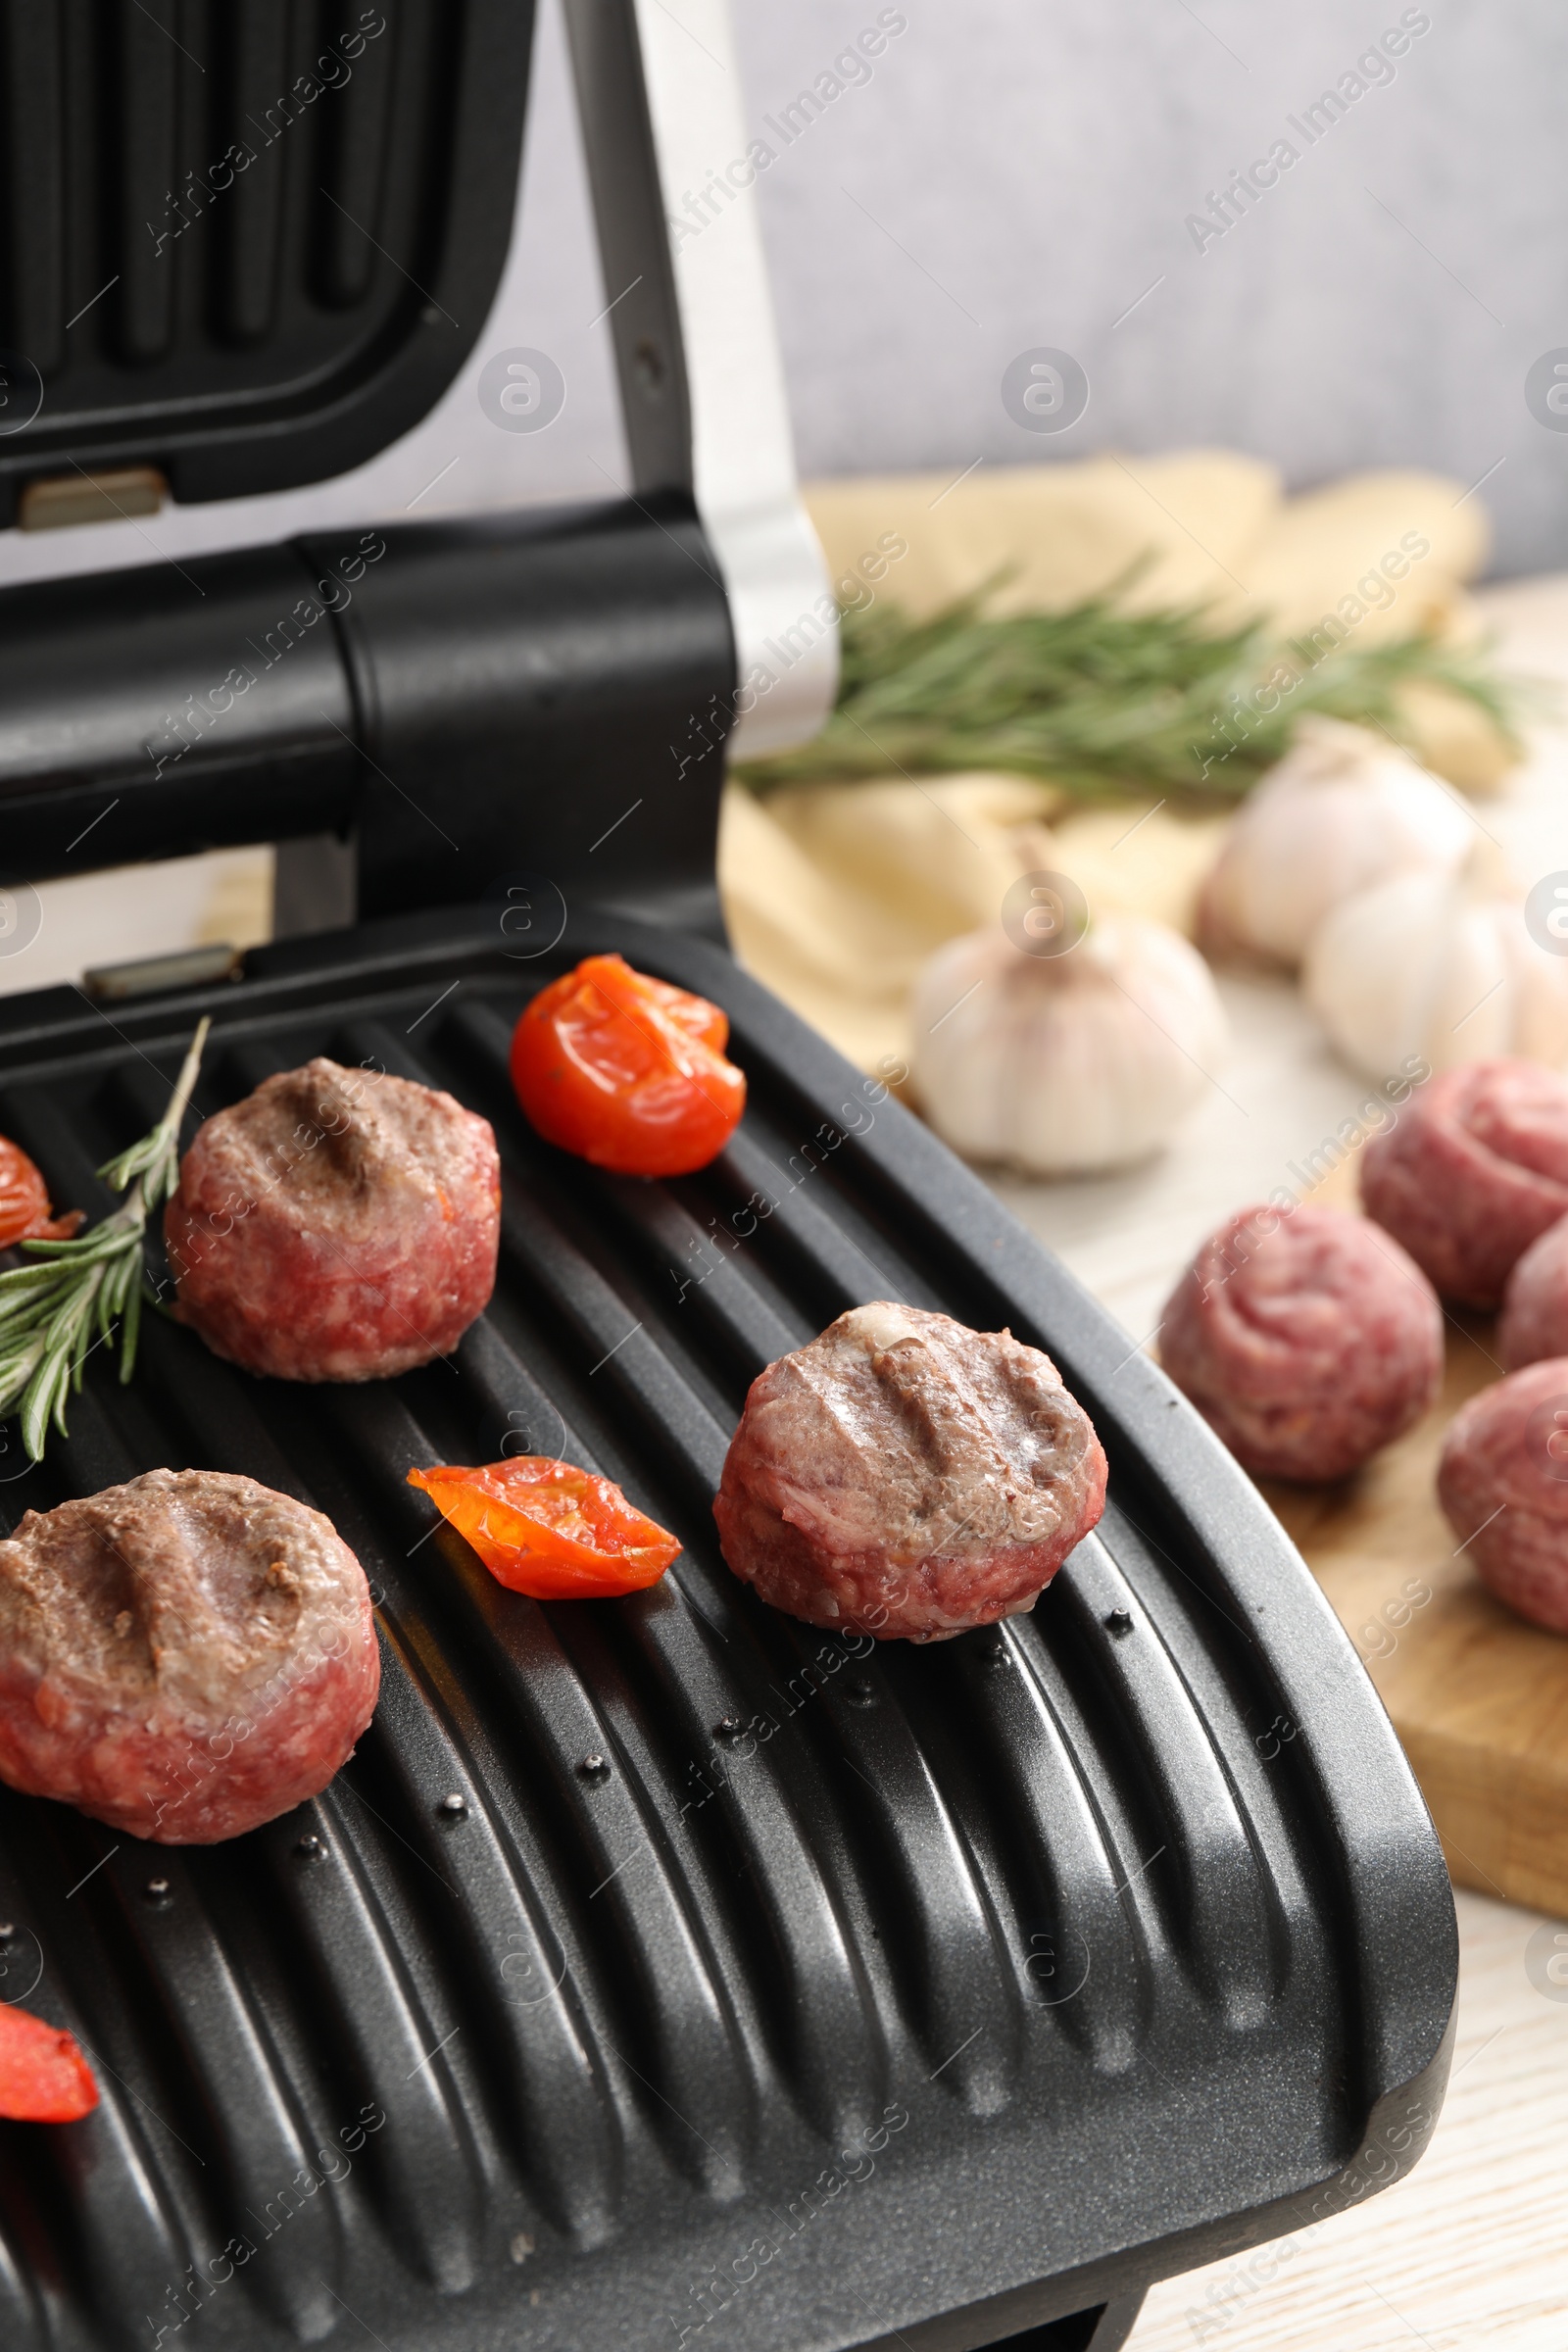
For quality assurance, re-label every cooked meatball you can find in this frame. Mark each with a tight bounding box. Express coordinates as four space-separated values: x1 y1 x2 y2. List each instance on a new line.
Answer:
1359 1059 1568 1309
166 1058 500 1382
1497 1214 1568 1370
712 1303 1106 1643
1159 1204 1443 1483
0 1470 378 1842
1437 1360 1568 1635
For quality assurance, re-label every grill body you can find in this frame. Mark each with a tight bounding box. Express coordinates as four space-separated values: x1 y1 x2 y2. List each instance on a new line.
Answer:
0 907 1456 2352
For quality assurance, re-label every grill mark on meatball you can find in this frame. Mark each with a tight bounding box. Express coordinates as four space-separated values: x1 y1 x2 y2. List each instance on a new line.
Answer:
875 1341 1012 1488
802 1349 1005 1533
211 1071 455 1360
19 1490 309 1698
805 1316 1082 1556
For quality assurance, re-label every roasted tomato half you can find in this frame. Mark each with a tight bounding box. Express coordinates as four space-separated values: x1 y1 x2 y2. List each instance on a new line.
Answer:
0 2003 98 2123
0 1138 79 1249
510 954 745 1177
409 1457 681 1600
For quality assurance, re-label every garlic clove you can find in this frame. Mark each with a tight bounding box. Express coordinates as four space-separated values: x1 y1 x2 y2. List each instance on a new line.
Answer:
909 917 1230 1177
1200 715 1473 967
1303 863 1568 1081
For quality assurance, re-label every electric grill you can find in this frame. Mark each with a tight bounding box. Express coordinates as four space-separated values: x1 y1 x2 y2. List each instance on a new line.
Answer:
0 5 1456 2348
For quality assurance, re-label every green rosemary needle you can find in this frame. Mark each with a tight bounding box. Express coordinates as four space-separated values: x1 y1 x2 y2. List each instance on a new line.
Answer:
0 1016 210 1461
734 587 1540 807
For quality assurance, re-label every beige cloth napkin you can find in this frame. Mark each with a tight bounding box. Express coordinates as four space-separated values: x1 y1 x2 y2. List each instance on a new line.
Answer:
720 452 1499 1071
718 782 1229 1076
805 450 1487 640
720 775 1054 1075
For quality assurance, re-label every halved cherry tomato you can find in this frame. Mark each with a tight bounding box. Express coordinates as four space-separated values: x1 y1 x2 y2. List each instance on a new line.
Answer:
0 2002 98 2123
510 954 745 1178
0 1138 80 1250
408 1457 681 1599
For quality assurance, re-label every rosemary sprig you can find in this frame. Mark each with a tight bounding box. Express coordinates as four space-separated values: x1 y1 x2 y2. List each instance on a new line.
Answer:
0 1017 210 1461
735 585 1542 807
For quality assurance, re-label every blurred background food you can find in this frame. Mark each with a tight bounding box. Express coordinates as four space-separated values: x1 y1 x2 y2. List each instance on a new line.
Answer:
909 910 1230 1175
718 451 1549 1145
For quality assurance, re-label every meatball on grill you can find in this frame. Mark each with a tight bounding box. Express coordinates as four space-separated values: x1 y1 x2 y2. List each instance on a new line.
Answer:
713 1303 1107 1642
166 1057 500 1383
0 1469 379 1843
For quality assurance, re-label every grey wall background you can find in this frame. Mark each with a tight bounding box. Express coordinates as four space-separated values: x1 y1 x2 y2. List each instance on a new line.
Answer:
725 0 1568 579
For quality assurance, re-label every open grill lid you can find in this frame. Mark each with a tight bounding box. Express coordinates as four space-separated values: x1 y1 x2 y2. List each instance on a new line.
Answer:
0 909 1455 2351
0 0 837 929
0 0 531 518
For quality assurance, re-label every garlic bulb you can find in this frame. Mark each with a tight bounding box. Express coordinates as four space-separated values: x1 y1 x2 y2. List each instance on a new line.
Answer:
909 917 1230 1175
1200 715 1473 965
1303 863 1568 1080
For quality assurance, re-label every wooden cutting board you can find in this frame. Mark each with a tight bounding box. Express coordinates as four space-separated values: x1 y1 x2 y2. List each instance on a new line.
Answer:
1255 1159 1568 1922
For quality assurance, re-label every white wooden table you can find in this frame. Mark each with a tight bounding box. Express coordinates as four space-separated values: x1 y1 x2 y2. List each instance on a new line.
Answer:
997 578 1568 2351
1125 1882 1568 2351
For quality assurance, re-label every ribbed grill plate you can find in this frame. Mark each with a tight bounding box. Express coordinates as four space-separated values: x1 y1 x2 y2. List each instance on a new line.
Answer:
0 907 1456 2352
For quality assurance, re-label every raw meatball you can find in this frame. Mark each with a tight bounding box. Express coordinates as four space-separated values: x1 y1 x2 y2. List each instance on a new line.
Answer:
1437 1360 1568 1634
712 1303 1106 1643
166 1058 500 1382
0 1470 379 1842
1159 1204 1442 1483
1497 1215 1568 1370
1359 1059 1568 1309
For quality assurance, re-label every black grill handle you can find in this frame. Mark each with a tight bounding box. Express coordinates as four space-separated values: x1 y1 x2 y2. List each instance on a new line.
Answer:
0 492 735 931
